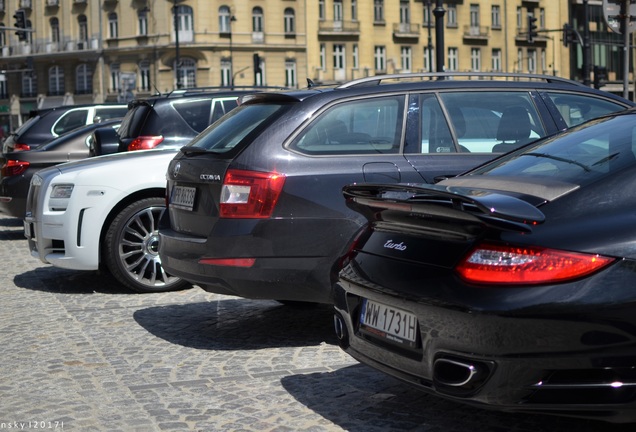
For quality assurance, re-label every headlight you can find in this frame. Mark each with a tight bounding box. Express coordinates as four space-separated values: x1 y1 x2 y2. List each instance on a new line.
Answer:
50 184 74 199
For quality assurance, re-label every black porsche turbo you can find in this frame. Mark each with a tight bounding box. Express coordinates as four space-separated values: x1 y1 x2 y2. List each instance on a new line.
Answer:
333 108 636 423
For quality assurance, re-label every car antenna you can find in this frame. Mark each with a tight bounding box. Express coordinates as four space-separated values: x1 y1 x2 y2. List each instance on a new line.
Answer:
306 78 316 88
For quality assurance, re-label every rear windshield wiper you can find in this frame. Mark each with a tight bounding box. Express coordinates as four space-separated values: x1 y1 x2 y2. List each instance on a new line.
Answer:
524 152 591 172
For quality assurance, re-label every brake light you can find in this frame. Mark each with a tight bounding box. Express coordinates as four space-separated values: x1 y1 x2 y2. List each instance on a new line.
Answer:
128 136 164 151
13 143 31 151
1 160 30 177
456 242 615 285
220 169 286 219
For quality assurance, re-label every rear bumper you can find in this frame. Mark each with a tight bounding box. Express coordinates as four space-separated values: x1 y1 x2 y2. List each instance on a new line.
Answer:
158 217 362 304
332 268 636 423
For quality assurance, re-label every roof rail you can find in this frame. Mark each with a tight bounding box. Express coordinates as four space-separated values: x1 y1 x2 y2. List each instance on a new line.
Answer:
337 72 585 89
166 85 288 97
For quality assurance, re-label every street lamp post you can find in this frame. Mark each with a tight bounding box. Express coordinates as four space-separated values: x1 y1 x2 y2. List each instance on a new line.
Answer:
229 15 236 89
173 0 181 89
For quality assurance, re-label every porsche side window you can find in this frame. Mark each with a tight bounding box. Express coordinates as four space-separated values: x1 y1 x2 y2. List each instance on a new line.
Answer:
545 92 628 127
292 96 404 155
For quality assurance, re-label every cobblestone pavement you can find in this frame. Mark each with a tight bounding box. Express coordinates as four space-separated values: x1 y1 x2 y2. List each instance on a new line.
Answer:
0 214 632 432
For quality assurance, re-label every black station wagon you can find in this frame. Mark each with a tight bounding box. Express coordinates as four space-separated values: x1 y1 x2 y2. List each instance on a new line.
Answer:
158 72 634 304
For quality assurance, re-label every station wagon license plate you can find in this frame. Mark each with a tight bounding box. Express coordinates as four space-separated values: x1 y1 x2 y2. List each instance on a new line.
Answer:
170 185 196 211
360 298 418 347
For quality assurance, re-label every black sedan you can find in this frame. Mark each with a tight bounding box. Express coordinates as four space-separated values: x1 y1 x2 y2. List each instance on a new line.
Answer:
0 119 121 217
333 108 636 423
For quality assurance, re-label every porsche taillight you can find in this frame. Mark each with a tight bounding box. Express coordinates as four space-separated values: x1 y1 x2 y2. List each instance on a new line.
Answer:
1 160 30 177
13 143 31 151
220 169 285 219
456 242 615 285
128 136 164 151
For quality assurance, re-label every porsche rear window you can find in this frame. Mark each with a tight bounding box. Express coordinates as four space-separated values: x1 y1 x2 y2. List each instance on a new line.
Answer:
473 114 636 186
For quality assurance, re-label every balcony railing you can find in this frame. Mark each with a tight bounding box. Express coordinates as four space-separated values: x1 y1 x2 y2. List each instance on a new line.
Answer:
463 25 489 40
393 22 420 38
318 20 360 35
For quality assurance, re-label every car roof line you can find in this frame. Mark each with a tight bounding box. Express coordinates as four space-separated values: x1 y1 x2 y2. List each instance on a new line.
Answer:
337 72 586 89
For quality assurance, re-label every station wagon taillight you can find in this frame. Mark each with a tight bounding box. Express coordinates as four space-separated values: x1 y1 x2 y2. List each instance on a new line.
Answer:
456 242 615 285
220 169 286 219
1 160 30 177
128 135 164 151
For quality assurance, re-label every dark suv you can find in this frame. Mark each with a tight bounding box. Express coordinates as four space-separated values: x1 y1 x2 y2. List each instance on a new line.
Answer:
109 88 265 155
158 72 635 304
2 104 128 154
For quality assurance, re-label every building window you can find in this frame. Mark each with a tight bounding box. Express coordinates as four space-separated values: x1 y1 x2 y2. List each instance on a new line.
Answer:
284 8 295 34
353 44 359 69
139 61 150 91
0 26 5 47
285 60 297 88
108 13 118 39
110 63 120 92
516 7 522 29
334 0 343 23
50 17 59 44
333 44 345 70
528 49 537 73
470 4 479 27
48 65 65 96
138 10 148 36
320 44 326 70
424 47 434 72
252 7 263 32
175 5 194 43
219 6 231 33
447 5 457 27
0 75 8 99
351 0 357 21
401 46 412 72
400 1 410 24
492 48 502 71
221 59 231 87
76 64 92 94
319 0 325 20
540 8 546 29
178 58 197 88
491 6 501 29
374 0 384 23
374 45 386 72
424 6 432 25
21 72 37 97
78 15 88 44
470 48 481 72
447 47 458 71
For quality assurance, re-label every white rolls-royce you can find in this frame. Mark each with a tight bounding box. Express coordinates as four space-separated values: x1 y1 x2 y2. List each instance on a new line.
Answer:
23 149 189 293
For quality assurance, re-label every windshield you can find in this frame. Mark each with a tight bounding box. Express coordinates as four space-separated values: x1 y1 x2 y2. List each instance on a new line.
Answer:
187 103 287 153
471 113 636 187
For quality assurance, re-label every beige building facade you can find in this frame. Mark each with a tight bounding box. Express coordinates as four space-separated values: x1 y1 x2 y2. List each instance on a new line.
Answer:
0 0 571 133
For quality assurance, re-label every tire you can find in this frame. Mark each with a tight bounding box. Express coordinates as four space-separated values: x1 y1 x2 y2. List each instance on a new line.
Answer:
104 197 190 293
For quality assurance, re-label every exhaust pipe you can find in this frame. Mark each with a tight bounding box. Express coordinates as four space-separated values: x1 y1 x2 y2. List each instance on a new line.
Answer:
434 358 478 387
433 356 493 395
333 313 349 348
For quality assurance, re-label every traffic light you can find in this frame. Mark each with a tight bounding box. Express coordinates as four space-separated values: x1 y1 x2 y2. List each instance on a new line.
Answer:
593 66 607 90
527 14 538 43
562 23 574 47
13 9 27 42
253 53 262 74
